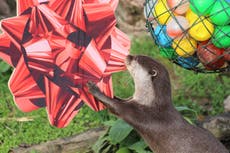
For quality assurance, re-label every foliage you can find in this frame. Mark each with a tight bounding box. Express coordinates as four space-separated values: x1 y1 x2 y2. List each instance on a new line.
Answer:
173 69 230 116
92 119 152 153
108 119 133 144
0 60 11 73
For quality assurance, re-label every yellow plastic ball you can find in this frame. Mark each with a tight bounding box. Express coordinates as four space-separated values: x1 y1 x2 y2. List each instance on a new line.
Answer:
154 0 171 24
172 38 197 57
185 9 197 23
186 9 214 41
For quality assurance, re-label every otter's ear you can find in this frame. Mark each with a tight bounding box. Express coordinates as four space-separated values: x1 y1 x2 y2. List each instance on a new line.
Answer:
149 69 158 80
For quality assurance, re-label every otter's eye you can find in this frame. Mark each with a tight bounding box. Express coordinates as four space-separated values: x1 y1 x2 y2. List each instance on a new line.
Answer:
149 69 158 77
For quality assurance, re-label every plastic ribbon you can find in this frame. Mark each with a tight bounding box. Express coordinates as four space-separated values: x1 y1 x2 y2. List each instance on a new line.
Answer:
0 0 130 128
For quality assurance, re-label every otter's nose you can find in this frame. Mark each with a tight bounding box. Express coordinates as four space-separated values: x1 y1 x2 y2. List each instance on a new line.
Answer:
125 55 134 65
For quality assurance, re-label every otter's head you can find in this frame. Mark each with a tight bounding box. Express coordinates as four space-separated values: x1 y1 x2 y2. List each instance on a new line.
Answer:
125 55 171 105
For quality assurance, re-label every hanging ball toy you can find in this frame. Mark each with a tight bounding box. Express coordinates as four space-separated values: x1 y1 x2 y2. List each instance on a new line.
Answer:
159 47 177 59
186 9 214 41
166 16 189 39
172 37 197 57
210 0 230 26
189 0 216 16
144 0 157 19
167 0 189 15
224 51 230 61
212 25 230 49
145 0 230 73
154 25 172 47
177 56 199 69
154 0 171 24
197 42 225 70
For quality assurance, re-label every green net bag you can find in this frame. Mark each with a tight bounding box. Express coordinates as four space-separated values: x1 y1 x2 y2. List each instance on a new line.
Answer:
144 0 230 73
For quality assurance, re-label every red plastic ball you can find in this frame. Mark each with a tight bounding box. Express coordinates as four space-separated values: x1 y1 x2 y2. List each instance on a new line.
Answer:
224 51 230 61
197 43 225 70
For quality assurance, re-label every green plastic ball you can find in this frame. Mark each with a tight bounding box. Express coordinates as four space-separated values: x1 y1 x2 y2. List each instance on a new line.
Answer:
210 0 230 25
159 47 177 59
190 0 216 15
212 25 230 48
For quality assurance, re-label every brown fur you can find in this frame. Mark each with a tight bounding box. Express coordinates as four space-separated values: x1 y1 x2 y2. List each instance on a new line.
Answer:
88 55 228 153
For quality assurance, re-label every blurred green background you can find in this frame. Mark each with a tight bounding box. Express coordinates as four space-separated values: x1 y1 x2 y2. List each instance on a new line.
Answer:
0 36 229 152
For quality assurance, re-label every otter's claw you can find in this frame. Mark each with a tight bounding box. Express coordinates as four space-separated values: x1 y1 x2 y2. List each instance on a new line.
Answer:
87 81 101 95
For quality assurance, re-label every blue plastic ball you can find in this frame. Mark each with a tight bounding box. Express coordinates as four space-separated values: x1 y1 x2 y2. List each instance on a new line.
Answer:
177 56 199 69
153 25 172 47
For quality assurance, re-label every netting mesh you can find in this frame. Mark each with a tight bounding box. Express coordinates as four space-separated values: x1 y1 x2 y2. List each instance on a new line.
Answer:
144 0 230 73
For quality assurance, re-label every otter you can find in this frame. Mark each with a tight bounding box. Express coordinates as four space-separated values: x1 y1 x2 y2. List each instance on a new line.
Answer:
87 55 228 153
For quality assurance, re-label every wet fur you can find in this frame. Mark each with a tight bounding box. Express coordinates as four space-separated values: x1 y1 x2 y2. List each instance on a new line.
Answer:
88 55 228 153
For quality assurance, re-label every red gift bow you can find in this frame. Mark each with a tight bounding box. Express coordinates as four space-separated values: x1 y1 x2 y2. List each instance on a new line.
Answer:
0 0 130 128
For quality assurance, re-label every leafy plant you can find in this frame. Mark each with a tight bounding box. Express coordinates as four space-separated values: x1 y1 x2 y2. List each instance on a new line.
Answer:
92 119 152 153
0 60 11 73
108 119 133 144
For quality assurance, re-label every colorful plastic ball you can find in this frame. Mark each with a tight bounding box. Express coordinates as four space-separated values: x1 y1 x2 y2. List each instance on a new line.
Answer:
167 0 189 15
154 25 172 47
190 0 216 15
210 0 230 26
212 25 230 48
186 10 214 41
159 47 177 59
224 51 230 61
177 56 199 69
154 0 171 24
166 16 189 39
185 9 197 22
172 37 197 57
197 43 225 70
144 0 157 19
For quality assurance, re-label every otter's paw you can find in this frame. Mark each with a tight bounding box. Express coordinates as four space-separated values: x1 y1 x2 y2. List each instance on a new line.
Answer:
87 81 101 95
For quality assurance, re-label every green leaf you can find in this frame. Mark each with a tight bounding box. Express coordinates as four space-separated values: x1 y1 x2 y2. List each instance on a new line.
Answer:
92 136 108 153
0 61 11 73
120 131 140 147
183 116 194 125
129 140 148 153
108 119 133 145
116 147 131 153
101 144 115 153
104 120 116 126
176 106 197 116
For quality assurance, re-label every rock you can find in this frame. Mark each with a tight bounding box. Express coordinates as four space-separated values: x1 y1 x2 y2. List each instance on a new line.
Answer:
200 113 230 150
10 127 107 153
224 96 230 112
0 0 11 16
202 113 230 139
116 0 146 36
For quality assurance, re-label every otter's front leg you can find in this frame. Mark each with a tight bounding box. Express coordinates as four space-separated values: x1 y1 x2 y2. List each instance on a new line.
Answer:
87 82 116 106
87 82 145 127
87 82 123 115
